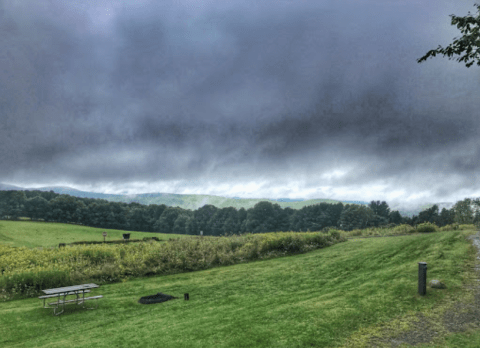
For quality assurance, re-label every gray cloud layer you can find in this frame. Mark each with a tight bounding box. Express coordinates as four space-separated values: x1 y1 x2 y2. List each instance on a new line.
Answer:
1 0 479 205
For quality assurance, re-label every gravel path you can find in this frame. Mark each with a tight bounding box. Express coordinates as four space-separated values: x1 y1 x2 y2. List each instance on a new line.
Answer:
363 230 480 347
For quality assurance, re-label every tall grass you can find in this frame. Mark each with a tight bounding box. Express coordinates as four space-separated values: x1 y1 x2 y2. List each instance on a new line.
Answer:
0 231 346 300
340 224 477 238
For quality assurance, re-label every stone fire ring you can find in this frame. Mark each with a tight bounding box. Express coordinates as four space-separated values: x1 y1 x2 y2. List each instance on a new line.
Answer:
138 292 178 304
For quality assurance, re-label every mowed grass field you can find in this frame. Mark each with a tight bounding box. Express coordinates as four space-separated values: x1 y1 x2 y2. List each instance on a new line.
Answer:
0 220 188 248
1 223 480 347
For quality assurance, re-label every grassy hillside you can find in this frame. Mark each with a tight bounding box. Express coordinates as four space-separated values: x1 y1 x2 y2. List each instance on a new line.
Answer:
1 228 479 347
46 190 342 210
0 220 188 248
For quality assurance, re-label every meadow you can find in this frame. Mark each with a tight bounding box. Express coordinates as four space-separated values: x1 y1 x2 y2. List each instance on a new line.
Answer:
0 220 188 248
1 221 480 347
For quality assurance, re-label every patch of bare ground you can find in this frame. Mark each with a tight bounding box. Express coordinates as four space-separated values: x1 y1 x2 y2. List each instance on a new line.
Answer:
341 230 480 348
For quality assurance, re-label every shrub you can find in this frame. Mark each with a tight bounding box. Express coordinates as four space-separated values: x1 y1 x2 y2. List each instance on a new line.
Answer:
439 223 459 232
392 224 416 234
82 249 116 264
0 270 72 299
349 229 364 236
416 222 438 233
458 224 476 230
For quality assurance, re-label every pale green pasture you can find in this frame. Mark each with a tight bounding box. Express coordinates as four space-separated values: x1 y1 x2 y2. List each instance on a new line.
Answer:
0 220 188 248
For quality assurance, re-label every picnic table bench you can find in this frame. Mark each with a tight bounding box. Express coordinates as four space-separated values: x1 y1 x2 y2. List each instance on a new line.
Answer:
39 283 103 316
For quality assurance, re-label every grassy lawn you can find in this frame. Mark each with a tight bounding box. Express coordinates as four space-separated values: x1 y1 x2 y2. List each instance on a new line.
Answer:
1 229 479 347
0 220 189 248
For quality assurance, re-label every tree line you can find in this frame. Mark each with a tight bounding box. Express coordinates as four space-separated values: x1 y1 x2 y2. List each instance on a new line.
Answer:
0 190 479 235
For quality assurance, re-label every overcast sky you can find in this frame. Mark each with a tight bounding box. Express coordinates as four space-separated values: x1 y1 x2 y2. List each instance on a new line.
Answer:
1 0 480 207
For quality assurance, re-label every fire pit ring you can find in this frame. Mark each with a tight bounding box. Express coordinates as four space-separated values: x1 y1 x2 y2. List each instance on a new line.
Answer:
138 292 178 304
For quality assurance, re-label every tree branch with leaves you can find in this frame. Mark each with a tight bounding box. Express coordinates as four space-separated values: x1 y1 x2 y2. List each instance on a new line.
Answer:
417 3 480 67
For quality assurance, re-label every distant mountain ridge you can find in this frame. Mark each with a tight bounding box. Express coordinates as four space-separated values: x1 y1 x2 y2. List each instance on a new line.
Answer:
0 182 446 217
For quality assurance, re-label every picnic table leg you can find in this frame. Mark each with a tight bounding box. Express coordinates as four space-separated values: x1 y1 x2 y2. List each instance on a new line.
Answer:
53 294 65 316
76 291 86 309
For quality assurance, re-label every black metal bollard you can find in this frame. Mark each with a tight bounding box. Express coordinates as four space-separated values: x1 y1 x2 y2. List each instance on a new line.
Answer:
418 262 427 296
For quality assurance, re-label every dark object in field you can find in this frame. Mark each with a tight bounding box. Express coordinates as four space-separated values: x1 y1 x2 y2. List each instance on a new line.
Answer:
184 293 189 300
138 292 178 304
418 262 427 296
123 233 131 240
58 243 66 248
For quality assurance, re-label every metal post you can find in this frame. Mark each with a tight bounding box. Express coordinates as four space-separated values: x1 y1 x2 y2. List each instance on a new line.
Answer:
418 262 427 296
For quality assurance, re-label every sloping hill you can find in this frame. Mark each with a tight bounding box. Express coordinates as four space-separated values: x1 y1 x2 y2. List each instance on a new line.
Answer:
2 182 448 216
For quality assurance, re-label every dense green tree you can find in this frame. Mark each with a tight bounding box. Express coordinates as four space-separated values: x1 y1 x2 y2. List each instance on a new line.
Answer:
369 201 390 219
292 204 329 231
388 210 403 225
185 217 198 235
0 199 5 219
24 196 49 221
473 198 480 226
154 207 181 234
245 201 280 233
272 205 290 232
289 209 307 232
439 208 455 227
406 215 417 226
417 3 480 68
237 207 248 234
208 208 227 236
454 198 475 224
83 202 105 227
327 202 344 228
3 191 27 220
46 195 84 223
193 205 218 235
206 207 239 235
222 216 237 235
417 205 439 225
128 207 149 232
173 214 190 234
338 205 375 231
367 201 390 227
144 204 168 231
287 202 344 232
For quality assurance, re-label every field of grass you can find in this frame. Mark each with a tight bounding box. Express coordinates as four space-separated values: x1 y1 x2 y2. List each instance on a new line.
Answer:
0 220 188 248
1 226 480 347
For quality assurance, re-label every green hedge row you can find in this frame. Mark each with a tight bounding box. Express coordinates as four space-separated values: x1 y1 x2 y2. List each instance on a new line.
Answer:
69 237 160 245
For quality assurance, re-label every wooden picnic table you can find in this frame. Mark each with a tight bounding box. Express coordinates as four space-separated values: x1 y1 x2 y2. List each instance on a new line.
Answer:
39 283 103 316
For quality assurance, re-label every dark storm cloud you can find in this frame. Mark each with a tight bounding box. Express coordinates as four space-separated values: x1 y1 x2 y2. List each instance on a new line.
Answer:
1 0 480 203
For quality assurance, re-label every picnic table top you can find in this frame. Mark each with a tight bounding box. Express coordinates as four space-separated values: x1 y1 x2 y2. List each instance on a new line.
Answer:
42 283 99 295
